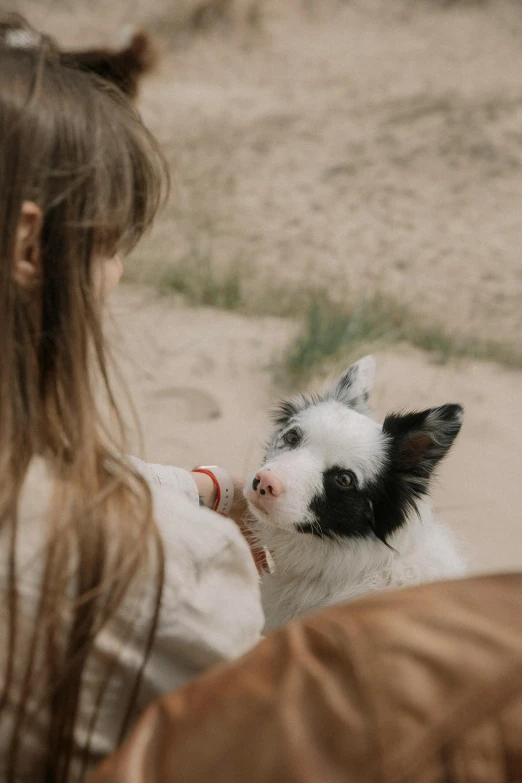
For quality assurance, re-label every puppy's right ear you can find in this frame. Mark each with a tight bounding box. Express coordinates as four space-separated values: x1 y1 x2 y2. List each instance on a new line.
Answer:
369 403 464 543
383 403 464 497
328 355 376 414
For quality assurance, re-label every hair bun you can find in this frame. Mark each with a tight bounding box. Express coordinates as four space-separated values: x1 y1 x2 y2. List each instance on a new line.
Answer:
0 13 59 61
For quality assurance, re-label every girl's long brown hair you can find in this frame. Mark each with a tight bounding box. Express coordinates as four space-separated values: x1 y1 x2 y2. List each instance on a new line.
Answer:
0 26 168 783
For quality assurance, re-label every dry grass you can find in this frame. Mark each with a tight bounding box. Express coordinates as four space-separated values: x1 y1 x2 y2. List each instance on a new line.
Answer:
277 295 522 387
157 249 245 310
124 255 522 385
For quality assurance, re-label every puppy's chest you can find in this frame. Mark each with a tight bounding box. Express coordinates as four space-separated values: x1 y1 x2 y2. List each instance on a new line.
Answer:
260 572 326 630
260 564 386 631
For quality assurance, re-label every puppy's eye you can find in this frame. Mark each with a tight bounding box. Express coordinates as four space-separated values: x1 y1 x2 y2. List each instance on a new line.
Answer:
283 429 300 447
335 471 355 489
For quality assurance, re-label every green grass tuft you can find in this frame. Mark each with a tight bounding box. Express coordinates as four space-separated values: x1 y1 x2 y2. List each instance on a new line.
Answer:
280 295 403 385
279 294 522 387
410 328 522 369
159 251 244 310
131 251 522 385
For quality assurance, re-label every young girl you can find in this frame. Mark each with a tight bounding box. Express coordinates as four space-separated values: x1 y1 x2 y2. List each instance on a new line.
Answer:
0 28 263 783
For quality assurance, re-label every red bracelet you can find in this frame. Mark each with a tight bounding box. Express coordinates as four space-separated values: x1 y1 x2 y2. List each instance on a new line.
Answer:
192 465 234 516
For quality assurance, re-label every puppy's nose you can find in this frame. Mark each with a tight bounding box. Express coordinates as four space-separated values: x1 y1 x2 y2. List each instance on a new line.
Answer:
252 469 285 498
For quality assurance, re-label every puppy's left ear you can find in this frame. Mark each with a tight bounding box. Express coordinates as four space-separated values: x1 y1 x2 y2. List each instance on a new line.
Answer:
329 355 376 414
383 404 464 496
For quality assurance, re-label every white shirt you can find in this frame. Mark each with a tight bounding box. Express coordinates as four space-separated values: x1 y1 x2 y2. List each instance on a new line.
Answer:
0 457 264 780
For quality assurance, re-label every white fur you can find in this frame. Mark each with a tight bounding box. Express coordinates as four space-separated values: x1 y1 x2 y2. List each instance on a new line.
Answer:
257 501 466 630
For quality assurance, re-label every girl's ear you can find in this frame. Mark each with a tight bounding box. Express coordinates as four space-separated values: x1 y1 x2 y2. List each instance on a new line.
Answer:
12 201 42 289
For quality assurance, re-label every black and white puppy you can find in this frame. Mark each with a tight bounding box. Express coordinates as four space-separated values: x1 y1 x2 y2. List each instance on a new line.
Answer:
244 355 467 630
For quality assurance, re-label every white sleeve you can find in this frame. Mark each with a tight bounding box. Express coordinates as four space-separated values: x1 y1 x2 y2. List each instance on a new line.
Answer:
127 458 264 704
127 455 199 507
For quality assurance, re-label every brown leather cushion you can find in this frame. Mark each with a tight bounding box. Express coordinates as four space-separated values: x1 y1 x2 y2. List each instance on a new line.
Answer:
89 574 522 783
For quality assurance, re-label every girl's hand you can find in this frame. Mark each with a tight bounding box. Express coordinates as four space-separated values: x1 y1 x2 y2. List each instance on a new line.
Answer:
191 471 247 520
191 470 218 509
191 470 268 574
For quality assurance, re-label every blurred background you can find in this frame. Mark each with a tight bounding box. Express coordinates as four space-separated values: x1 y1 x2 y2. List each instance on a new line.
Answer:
7 0 522 573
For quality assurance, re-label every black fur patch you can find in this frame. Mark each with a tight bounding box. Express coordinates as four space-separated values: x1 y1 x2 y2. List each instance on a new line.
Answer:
307 467 375 540
303 404 463 545
271 393 322 428
304 461 420 544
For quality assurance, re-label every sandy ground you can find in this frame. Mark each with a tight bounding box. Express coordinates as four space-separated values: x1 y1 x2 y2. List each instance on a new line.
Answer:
8 0 522 572
112 284 522 576
133 0 522 351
